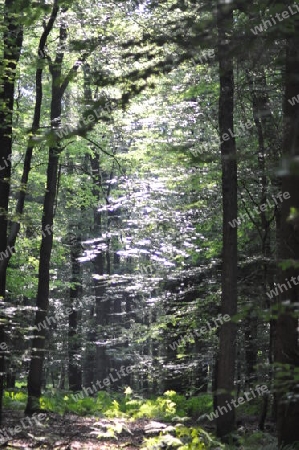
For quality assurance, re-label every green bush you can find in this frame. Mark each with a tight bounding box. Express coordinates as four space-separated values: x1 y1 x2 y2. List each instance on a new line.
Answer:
3 390 27 410
141 424 223 449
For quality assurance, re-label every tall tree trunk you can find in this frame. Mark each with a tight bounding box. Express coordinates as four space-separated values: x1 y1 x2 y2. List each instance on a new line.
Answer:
4 0 59 262
25 18 66 414
25 5 87 409
3 1 59 400
216 0 237 439
275 22 299 447
0 0 23 423
25 143 61 413
0 0 23 290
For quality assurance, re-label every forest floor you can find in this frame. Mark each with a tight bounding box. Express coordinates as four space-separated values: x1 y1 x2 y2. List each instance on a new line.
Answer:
0 410 276 449
0 410 185 449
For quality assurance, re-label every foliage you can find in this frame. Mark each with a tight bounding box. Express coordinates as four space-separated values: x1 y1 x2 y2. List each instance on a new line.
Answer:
5 386 211 420
4 387 281 448
3 389 27 410
141 424 223 450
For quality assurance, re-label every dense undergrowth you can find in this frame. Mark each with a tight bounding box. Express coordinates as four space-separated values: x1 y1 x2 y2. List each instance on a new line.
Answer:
3 386 280 449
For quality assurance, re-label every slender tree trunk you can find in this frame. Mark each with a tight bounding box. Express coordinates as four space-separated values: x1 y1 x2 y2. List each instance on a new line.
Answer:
0 0 23 289
25 145 61 413
216 0 237 439
5 0 59 261
275 24 299 447
0 0 23 423
3 2 59 398
25 19 66 414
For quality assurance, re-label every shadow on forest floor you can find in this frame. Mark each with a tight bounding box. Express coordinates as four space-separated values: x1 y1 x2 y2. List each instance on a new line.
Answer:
0 410 278 449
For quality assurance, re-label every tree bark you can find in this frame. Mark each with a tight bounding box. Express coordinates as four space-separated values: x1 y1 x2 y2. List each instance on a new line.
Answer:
0 0 23 289
25 145 61 414
25 18 66 414
216 0 238 439
0 0 23 423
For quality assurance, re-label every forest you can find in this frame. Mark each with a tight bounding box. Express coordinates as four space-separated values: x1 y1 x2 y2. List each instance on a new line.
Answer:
0 0 299 448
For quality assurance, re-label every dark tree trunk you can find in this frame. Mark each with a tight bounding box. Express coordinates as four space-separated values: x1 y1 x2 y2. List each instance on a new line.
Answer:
3 2 59 401
6 373 16 389
216 0 237 439
5 0 59 260
25 145 61 414
275 22 299 447
0 0 23 288
25 18 66 414
0 0 23 423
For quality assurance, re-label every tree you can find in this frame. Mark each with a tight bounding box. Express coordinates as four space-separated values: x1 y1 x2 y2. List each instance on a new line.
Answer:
0 0 23 422
215 0 238 439
26 12 67 413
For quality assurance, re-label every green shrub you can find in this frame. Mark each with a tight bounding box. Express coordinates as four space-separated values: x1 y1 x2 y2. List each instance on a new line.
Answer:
3 390 27 410
141 424 223 449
